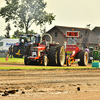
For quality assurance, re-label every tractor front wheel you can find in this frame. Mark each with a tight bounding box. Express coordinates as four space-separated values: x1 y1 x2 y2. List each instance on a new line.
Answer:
43 55 48 66
78 51 88 66
24 56 30 65
57 46 65 66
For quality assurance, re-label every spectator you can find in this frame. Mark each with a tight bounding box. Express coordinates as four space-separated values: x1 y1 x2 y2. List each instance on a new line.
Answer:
8 45 13 58
63 41 67 49
95 46 98 50
85 46 89 53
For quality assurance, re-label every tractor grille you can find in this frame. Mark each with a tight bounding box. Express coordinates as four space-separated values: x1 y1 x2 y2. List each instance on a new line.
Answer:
29 47 38 57
32 51 37 57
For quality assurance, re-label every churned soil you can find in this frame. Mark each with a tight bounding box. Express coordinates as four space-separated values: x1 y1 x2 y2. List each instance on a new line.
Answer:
0 62 100 100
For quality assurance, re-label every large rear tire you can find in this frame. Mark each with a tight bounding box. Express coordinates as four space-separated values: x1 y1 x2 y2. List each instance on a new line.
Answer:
78 51 88 66
24 44 32 65
25 44 31 55
13 46 24 58
57 46 65 66
47 45 58 65
13 46 19 58
19 48 24 58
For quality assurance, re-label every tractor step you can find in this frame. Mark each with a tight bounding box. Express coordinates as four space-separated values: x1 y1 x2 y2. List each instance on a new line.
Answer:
92 62 100 68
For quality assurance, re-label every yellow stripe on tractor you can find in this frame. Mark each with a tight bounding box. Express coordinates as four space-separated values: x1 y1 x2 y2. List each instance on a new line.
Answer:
15 49 22 56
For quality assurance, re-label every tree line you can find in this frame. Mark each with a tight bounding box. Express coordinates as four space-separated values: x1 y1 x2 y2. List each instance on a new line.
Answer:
0 0 55 38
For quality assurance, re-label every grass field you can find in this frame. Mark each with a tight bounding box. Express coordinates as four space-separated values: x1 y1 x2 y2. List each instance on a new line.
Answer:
0 57 24 63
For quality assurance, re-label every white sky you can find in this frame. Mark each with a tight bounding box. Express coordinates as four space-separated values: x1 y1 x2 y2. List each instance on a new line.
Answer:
0 0 100 36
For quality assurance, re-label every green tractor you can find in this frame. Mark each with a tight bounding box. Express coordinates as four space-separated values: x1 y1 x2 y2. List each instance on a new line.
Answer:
93 42 100 62
88 41 100 63
93 50 100 62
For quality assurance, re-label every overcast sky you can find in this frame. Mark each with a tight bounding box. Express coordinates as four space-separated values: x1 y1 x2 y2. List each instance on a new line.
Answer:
0 0 100 36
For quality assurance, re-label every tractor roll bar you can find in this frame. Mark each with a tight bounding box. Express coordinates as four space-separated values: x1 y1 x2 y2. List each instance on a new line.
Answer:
41 34 52 43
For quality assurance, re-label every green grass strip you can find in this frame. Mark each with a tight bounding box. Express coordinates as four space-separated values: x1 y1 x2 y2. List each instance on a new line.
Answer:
0 66 93 70
0 57 24 63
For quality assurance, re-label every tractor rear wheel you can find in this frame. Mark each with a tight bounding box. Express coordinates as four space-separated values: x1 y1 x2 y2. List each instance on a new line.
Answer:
78 51 88 66
13 46 19 58
48 45 65 66
25 44 31 55
19 48 24 58
13 46 24 58
24 44 32 65
57 46 65 66
47 45 58 65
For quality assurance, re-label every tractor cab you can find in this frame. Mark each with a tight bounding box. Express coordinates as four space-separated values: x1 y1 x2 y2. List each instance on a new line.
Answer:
19 34 35 43
67 38 77 45
33 34 41 43
14 34 35 47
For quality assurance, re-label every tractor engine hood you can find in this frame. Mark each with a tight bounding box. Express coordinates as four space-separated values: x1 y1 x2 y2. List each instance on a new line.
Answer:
32 43 46 50
28 44 46 60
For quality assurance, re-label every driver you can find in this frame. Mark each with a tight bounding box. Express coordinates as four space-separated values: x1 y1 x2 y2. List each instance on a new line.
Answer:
42 38 47 46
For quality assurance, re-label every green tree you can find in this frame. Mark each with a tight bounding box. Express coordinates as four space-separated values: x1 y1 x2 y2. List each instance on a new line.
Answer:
5 23 11 38
12 30 24 38
12 29 38 38
0 0 55 34
28 30 38 34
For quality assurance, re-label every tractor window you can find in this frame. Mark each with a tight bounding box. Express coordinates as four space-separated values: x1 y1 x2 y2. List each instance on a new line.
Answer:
31 37 36 43
67 38 77 45
0 42 3 47
20 37 29 43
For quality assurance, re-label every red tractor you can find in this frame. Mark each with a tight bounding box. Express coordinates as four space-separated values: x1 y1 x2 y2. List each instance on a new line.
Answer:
24 34 65 66
24 31 88 66
64 31 88 66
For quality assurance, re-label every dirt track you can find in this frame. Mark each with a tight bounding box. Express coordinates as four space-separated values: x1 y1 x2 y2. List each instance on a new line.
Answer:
0 63 100 100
